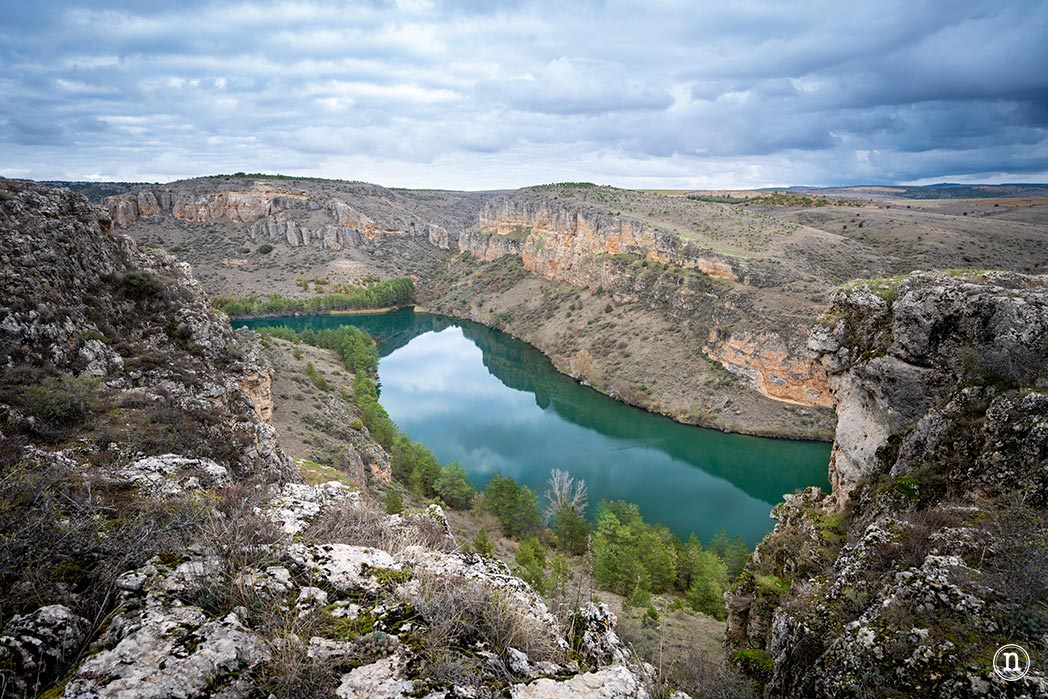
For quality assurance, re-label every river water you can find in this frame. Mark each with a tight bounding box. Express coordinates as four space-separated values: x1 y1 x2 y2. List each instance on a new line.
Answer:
238 309 830 545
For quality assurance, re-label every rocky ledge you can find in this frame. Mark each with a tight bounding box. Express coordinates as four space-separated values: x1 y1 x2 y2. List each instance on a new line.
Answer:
6 478 647 699
727 271 1048 698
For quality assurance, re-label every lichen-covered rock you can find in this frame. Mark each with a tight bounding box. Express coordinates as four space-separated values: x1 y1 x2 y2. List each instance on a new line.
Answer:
729 272 1048 698
286 544 400 594
0 605 91 697
264 480 359 534
64 608 264 699
570 602 630 667
510 664 650 699
43 486 648 699
336 653 415 698
116 454 230 496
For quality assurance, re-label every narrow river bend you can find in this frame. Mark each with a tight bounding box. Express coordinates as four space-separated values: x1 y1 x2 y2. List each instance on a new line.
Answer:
238 309 831 545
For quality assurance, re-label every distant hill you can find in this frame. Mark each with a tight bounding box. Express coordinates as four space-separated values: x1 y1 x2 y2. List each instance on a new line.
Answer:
788 183 1048 200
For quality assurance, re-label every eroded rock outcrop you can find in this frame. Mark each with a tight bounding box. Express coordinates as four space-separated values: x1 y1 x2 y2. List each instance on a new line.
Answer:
434 194 830 411
726 271 1048 698
706 328 832 407
105 180 448 251
57 484 650 699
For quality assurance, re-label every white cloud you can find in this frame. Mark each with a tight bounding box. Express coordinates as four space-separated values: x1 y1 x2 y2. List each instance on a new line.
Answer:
0 1 1045 187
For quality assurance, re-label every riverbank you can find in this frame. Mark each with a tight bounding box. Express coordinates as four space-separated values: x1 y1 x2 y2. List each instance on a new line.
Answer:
233 302 835 442
419 255 837 441
239 311 831 544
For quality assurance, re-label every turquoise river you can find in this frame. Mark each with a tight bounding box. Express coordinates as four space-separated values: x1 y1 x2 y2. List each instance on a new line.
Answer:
238 309 831 546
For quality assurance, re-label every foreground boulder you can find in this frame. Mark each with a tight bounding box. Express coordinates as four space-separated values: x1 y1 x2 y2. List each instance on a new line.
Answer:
57 485 649 699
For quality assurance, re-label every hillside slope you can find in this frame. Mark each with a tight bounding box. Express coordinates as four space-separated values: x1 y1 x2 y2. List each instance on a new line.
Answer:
0 180 651 699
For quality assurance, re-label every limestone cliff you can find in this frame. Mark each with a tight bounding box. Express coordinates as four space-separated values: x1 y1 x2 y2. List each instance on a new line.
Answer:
433 193 831 411
705 329 833 407
105 179 449 251
445 197 746 286
726 271 1048 698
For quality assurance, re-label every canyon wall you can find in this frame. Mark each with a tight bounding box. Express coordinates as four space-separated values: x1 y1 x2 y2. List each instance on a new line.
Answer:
726 271 1048 697
437 196 829 408
446 198 745 285
106 181 447 251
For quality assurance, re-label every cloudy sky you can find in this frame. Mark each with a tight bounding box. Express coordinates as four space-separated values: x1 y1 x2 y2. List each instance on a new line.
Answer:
2 1 1046 189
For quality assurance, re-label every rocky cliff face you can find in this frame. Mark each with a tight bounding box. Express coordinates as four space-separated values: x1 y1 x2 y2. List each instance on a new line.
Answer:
0 181 651 698
0 178 289 479
726 271 1048 698
106 179 448 251
705 329 833 407
432 193 831 411
445 197 745 286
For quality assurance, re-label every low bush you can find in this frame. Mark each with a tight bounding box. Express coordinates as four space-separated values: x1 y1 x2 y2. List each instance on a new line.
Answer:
19 374 102 442
0 444 210 622
407 572 562 672
119 271 165 302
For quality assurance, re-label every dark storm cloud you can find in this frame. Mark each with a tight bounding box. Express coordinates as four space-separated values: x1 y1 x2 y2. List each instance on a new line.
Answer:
0 0 1045 187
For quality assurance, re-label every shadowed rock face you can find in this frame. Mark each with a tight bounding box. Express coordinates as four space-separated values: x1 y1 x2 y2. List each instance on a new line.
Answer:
727 271 1048 698
813 272 1048 508
0 178 291 480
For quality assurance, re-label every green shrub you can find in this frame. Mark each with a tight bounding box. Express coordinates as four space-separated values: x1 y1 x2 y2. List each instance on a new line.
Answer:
592 501 679 595
390 434 441 496
303 362 331 392
20 374 101 440
434 462 475 510
514 537 548 595
314 326 378 375
687 577 727 620
257 243 274 254
473 529 494 557
255 325 301 344
642 604 660 627
732 648 773 681
552 505 590 555
384 490 403 515
120 271 165 302
483 473 544 539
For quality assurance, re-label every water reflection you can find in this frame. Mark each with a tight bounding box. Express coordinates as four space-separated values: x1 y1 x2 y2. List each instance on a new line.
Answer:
238 309 831 545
